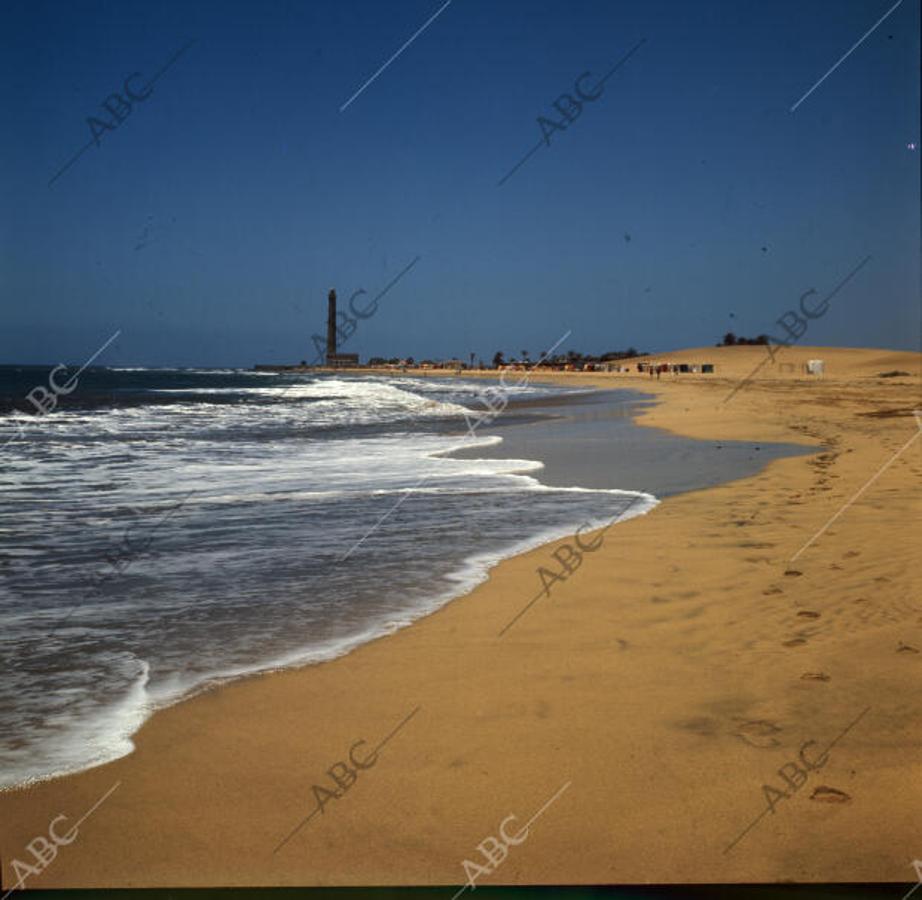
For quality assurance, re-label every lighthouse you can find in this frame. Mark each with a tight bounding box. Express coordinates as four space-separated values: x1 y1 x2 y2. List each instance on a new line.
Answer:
323 289 358 368
326 289 337 361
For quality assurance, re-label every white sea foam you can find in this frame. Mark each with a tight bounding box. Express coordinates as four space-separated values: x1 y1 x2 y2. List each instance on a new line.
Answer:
0 656 152 789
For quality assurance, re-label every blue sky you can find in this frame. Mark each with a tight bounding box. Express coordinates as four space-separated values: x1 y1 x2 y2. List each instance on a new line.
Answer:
1 0 919 366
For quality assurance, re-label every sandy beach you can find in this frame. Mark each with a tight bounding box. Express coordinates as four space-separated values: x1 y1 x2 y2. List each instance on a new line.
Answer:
1 344 919 890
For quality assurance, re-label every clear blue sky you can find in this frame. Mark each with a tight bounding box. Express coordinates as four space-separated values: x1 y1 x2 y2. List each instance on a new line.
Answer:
1 0 918 366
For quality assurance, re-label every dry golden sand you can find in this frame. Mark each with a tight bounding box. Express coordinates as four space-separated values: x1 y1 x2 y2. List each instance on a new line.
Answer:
1 345 920 889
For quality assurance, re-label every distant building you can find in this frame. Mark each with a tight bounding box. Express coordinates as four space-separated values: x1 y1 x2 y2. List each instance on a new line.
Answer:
806 359 825 376
326 353 359 368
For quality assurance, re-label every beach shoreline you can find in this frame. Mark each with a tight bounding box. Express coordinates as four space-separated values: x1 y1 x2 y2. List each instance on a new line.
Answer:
0 374 805 796
1 344 919 889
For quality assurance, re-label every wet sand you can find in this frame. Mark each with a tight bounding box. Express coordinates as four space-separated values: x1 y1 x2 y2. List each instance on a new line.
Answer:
451 386 813 496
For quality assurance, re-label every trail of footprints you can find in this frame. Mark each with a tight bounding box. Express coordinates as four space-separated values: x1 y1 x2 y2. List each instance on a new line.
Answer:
670 391 917 831
644 402 919 665
678 409 920 661
675 715 856 804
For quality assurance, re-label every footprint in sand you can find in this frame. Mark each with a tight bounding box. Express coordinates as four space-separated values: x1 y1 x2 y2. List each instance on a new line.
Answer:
810 786 851 803
784 569 803 577
801 672 830 681
733 719 782 748
844 550 860 558
797 610 821 619
897 643 919 654
763 586 783 595
783 637 808 647
677 716 719 736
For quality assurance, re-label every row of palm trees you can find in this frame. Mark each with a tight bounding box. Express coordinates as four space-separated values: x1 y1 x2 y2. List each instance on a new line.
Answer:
491 350 535 367
491 348 642 368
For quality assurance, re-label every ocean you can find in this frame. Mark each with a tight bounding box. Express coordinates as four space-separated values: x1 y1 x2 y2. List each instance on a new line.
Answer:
0 367 657 789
